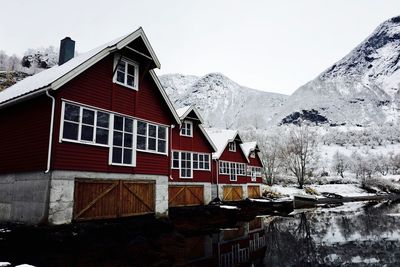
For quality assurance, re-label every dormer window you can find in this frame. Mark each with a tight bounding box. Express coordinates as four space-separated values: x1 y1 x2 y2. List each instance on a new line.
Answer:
250 152 255 158
180 121 193 137
228 142 236 152
114 56 139 90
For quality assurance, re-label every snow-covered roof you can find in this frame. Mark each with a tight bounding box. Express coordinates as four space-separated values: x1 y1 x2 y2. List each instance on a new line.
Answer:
0 28 180 124
204 128 245 159
176 106 192 118
240 141 258 158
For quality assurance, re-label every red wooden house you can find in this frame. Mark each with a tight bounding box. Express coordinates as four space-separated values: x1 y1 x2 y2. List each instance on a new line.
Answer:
169 106 217 207
0 28 181 224
240 142 264 198
204 128 257 201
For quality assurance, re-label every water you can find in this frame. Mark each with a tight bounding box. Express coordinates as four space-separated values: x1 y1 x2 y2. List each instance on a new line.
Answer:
1 201 400 266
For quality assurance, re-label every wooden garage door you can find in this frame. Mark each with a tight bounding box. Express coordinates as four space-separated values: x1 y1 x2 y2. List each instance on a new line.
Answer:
223 186 243 201
169 185 204 207
74 179 155 221
248 185 261 199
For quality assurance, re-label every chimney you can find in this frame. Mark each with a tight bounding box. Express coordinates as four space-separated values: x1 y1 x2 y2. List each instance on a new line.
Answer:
58 37 75 65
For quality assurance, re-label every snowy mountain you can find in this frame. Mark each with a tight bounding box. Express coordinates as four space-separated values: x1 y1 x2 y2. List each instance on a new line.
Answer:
276 16 400 126
160 73 288 129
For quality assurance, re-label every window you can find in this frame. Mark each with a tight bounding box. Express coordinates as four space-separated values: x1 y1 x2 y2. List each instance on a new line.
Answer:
173 151 210 176
228 142 236 152
180 121 193 137
219 161 246 179
172 151 180 169
250 152 256 158
230 162 237 181
193 153 210 170
114 57 139 90
110 115 135 166
180 152 192 178
137 121 167 154
62 102 110 145
248 166 262 180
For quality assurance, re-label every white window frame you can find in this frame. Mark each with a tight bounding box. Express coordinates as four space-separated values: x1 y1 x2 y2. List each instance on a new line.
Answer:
108 115 137 167
250 152 256 158
248 166 262 180
180 120 193 137
172 151 211 176
136 121 168 155
60 102 110 148
219 160 246 180
113 55 139 90
180 151 193 179
228 142 236 152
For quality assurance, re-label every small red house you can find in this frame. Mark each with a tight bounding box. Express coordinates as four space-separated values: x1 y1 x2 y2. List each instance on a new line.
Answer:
169 106 217 207
240 142 264 198
0 28 180 224
205 128 260 201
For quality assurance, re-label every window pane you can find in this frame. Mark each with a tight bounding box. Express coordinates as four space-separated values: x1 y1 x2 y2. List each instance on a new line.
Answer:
63 122 79 140
64 103 79 122
116 71 125 83
82 109 94 125
112 147 122 163
186 169 191 177
127 64 136 75
181 169 185 177
173 151 179 160
205 162 209 169
81 125 94 141
148 137 156 150
137 136 146 149
137 121 147 135
97 112 109 128
125 119 133 132
157 140 166 153
123 149 132 164
158 127 166 140
96 128 109 145
124 133 133 147
199 161 204 169
117 61 125 72
181 153 186 160
113 131 123 146
193 160 198 169
127 75 135 87
149 125 157 137
114 116 123 131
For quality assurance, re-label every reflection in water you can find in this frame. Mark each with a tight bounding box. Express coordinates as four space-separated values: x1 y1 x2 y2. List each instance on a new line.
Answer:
1 201 400 266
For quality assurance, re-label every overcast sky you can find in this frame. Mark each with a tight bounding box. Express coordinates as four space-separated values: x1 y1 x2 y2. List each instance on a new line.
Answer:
2 1 400 94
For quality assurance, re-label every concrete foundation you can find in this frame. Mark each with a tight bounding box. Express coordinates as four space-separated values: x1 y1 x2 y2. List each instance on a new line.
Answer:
168 181 212 204
0 171 51 224
0 170 169 225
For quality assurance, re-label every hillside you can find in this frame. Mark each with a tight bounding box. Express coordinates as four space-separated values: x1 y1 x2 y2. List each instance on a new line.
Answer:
275 16 400 126
160 73 288 129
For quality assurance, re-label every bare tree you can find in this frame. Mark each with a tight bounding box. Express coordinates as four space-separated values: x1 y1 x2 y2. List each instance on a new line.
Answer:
259 134 281 185
279 126 318 188
331 151 349 178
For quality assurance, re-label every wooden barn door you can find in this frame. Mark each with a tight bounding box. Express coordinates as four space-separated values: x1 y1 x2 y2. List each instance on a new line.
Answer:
120 181 155 217
247 185 261 199
223 186 243 201
74 179 155 221
169 185 204 207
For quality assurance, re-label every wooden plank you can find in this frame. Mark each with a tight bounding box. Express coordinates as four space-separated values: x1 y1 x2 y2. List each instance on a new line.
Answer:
248 185 260 199
223 186 243 201
168 185 204 207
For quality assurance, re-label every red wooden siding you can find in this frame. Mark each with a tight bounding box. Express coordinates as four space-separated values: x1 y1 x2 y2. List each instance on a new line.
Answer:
171 120 214 183
213 140 249 184
51 51 174 175
0 95 51 173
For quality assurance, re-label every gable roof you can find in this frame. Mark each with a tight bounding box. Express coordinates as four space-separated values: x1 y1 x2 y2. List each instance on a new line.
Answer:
0 28 180 124
240 141 264 167
204 128 247 160
176 105 216 152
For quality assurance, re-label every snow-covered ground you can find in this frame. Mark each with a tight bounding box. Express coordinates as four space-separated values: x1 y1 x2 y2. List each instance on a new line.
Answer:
264 184 374 199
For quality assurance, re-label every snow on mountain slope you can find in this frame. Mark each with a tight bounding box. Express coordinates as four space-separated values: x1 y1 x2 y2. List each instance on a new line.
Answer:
275 16 400 126
160 73 288 129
